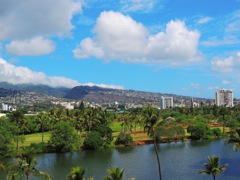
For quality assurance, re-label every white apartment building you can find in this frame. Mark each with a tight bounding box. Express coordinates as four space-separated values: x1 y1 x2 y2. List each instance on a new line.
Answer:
215 89 233 107
160 96 173 109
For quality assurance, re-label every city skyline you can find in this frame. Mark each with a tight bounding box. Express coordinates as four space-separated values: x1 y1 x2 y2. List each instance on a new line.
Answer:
0 0 240 99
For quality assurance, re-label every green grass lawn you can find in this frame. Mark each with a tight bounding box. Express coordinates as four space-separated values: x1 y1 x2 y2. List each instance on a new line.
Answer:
22 132 51 147
110 121 122 132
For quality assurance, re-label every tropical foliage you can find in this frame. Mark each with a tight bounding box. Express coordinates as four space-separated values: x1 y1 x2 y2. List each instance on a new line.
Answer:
198 155 227 180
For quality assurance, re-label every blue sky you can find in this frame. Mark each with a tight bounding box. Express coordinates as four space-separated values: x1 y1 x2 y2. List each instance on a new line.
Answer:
0 0 240 99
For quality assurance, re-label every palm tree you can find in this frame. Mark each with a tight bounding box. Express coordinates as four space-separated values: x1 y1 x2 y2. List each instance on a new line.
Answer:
36 112 49 152
8 110 25 151
142 105 162 180
67 166 87 180
84 108 99 133
7 147 51 180
104 167 125 180
226 129 240 151
198 155 227 180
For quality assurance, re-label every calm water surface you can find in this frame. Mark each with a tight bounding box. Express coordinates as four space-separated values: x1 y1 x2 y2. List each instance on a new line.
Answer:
1 138 240 180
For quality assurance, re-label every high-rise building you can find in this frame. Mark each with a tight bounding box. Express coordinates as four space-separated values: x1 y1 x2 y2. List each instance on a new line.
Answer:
160 96 173 109
215 89 233 107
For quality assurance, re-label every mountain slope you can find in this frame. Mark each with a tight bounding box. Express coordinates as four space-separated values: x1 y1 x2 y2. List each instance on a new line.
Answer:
0 82 70 98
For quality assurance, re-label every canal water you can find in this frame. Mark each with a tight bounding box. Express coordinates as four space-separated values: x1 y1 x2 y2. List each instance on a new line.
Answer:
1 138 240 180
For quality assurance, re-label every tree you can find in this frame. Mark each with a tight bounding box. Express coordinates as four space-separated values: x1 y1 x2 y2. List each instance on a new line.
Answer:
104 167 125 180
211 128 222 137
7 147 51 180
187 123 211 140
115 132 133 146
8 110 25 150
84 108 99 133
36 112 49 152
92 124 113 147
67 166 87 180
219 106 230 135
83 131 103 150
48 121 80 152
198 155 227 180
142 105 162 180
0 117 16 156
226 129 240 151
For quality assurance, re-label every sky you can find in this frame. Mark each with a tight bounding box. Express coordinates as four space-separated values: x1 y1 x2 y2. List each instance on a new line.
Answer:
0 0 240 99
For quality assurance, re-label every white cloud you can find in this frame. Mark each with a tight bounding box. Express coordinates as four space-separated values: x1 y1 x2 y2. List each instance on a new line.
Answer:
120 0 157 12
0 58 124 89
222 80 230 84
82 82 124 90
191 83 201 89
197 17 213 24
211 52 240 73
6 37 55 56
0 58 80 88
0 0 82 40
73 11 201 66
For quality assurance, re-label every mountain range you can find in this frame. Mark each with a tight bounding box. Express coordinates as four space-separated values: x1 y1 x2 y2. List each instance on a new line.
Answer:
0 82 212 104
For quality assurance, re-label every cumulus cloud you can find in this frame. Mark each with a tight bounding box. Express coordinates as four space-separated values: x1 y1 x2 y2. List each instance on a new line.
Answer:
6 37 55 56
73 11 201 66
211 52 240 73
0 58 124 89
0 0 82 40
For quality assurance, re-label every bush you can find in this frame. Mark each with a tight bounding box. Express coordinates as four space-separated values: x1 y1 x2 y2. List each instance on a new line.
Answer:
48 121 80 152
115 132 133 146
83 131 104 150
211 128 222 137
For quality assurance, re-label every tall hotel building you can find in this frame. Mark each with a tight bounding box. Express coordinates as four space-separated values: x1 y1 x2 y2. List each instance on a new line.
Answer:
215 89 233 107
160 96 173 109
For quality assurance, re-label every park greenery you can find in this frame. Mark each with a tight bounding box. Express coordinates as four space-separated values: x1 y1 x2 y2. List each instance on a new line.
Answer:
1 102 240 179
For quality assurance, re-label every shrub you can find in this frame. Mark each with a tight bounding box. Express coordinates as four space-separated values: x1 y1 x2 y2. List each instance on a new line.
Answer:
83 131 104 150
115 132 133 146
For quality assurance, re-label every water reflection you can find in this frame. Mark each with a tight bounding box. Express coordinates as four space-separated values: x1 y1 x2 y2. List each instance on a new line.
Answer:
1 139 240 180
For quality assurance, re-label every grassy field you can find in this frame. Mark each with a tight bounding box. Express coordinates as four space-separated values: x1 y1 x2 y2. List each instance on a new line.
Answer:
21 132 51 147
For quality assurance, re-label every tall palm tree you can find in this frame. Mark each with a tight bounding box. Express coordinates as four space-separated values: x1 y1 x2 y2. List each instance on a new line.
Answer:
7 147 51 180
67 166 87 180
198 155 227 180
84 108 99 133
142 105 162 180
36 112 49 152
104 167 125 180
8 110 24 151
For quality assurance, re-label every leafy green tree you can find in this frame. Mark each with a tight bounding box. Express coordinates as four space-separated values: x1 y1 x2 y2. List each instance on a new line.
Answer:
0 117 16 156
7 147 51 180
211 128 222 137
48 121 80 152
187 123 211 140
67 166 87 180
92 124 113 146
104 167 125 180
83 131 103 150
115 132 133 146
156 125 185 141
198 155 227 180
